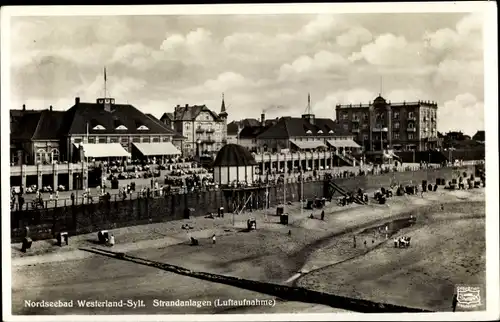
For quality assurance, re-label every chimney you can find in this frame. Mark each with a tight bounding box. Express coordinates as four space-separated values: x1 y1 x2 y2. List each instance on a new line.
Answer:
22 104 26 111
185 104 189 108
260 113 265 126
75 97 80 104
49 105 53 111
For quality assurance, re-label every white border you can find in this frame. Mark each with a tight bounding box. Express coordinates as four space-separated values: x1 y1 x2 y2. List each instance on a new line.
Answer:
1 2 498 322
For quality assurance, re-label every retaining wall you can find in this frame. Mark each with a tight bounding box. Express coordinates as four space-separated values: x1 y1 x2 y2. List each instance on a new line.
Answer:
11 165 475 242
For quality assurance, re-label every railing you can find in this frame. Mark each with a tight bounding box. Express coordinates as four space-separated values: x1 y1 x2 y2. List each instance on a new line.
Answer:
406 128 416 132
206 129 215 133
333 151 354 166
196 128 205 133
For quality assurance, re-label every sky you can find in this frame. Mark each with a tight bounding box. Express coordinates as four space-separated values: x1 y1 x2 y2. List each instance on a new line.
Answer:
9 10 485 136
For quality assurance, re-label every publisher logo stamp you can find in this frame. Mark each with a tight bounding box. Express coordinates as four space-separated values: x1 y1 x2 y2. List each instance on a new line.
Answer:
456 285 481 309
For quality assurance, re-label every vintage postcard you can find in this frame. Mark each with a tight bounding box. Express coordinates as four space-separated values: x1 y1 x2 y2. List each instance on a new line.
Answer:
1 2 498 322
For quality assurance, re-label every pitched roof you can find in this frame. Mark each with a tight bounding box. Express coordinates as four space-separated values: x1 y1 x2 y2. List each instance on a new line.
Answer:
173 105 221 121
213 144 257 167
61 102 176 135
238 125 272 139
10 110 43 140
33 110 66 140
472 130 485 141
257 116 344 139
145 113 186 140
160 112 174 122
227 118 271 135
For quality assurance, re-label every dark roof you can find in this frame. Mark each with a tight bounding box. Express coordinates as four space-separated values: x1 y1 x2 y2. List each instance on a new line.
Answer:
472 130 485 141
10 110 43 140
173 105 221 121
238 125 272 139
61 102 176 135
10 109 66 140
213 144 257 167
227 118 276 135
257 116 344 139
160 112 174 122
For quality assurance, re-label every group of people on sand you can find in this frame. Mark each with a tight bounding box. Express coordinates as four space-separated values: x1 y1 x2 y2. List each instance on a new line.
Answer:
394 236 411 248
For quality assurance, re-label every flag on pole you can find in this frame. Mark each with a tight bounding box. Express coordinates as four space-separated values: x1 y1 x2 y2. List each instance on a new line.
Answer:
104 67 107 82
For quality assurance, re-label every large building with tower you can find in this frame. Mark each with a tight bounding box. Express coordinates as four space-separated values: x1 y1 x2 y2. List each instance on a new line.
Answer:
335 95 440 153
160 94 229 157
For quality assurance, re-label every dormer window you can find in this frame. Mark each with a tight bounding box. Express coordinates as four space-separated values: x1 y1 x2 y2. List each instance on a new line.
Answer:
306 130 312 135
116 125 128 130
137 125 149 131
93 125 105 130
317 130 324 134
329 130 334 134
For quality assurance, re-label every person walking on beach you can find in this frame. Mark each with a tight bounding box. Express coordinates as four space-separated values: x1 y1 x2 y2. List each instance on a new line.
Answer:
321 210 325 221
212 234 216 244
452 293 458 312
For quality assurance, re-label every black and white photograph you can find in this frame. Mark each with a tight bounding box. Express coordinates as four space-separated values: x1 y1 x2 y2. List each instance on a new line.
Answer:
2 2 498 321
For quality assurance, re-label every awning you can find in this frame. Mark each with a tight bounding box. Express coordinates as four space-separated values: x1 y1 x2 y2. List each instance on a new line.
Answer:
133 142 181 156
289 139 326 150
327 139 361 148
76 143 131 158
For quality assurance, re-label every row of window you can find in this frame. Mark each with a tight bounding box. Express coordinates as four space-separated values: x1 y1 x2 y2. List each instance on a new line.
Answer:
36 148 60 163
73 136 170 144
348 122 438 131
361 133 416 140
92 124 149 131
343 111 419 121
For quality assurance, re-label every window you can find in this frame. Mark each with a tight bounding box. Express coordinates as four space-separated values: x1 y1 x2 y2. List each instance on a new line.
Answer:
317 130 323 134
121 137 129 143
74 138 82 144
409 133 414 140
115 125 128 130
394 112 399 119
363 134 369 141
132 137 140 143
162 137 170 142
36 149 46 163
98 137 106 143
362 123 368 129
394 133 400 140
343 124 348 131
137 125 149 131
328 130 334 134
110 137 119 143
152 137 160 143
93 124 105 130
394 122 400 129
408 112 414 118
363 113 368 120
51 148 60 162
143 137 151 143
408 123 414 129
88 137 95 144
306 130 312 134
342 113 348 120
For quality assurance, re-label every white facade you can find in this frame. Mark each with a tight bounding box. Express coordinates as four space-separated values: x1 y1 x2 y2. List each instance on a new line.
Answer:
213 165 256 185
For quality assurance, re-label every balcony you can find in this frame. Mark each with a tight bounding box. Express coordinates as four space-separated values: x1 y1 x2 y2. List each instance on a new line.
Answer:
195 128 205 133
407 115 416 121
406 127 416 132
352 128 360 133
206 128 215 133
372 127 388 132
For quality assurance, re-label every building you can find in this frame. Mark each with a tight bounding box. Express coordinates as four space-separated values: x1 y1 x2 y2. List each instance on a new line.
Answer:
146 113 187 154
472 130 485 143
160 94 228 157
335 95 439 153
226 118 278 144
10 97 180 165
212 144 257 185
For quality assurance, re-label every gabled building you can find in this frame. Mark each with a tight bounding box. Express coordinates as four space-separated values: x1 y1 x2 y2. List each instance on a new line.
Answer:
10 97 180 165
226 117 278 144
335 95 440 152
146 113 187 154
160 94 228 157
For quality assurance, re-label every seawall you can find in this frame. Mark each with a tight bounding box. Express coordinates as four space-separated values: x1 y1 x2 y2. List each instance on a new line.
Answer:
11 165 475 242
